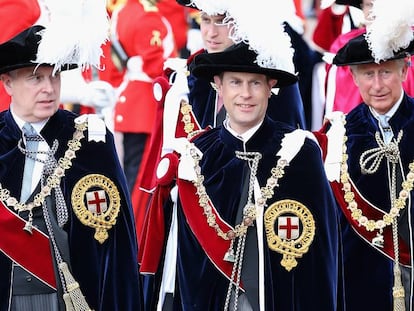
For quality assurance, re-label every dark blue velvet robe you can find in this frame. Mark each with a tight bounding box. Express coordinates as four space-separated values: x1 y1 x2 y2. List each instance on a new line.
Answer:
187 51 307 130
340 95 414 310
0 109 142 311
167 117 342 310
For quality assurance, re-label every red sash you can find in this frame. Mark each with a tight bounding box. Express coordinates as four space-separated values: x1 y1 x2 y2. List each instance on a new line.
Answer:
177 178 239 283
0 201 57 289
331 180 410 265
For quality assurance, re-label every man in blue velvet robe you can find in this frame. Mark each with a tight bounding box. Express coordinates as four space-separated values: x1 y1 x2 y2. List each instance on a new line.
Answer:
320 31 414 310
0 25 142 310
141 37 343 309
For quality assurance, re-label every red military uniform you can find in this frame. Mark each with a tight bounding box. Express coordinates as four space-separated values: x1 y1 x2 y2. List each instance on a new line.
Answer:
0 0 41 112
113 0 176 134
98 42 125 88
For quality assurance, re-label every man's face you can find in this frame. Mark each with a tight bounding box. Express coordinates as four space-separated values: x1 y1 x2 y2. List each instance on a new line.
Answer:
351 59 408 114
214 72 277 134
200 13 234 53
1 66 61 122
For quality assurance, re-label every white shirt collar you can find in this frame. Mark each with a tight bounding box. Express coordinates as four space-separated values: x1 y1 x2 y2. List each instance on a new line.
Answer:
11 109 48 136
223 118 263 142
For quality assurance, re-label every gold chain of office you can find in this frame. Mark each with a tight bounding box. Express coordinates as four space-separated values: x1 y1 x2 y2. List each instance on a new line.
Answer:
179 99 291 240
188 144 289 240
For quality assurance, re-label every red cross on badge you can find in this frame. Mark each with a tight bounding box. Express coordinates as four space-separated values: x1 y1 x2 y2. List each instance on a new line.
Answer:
86 190 108 214
277 216 300 240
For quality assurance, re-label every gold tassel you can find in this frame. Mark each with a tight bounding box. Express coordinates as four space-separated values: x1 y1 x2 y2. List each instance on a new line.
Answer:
59 262 94 311
393 264 405 311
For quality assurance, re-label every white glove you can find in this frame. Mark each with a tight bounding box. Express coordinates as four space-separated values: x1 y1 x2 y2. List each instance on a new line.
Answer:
60 68 116 109
86 80 116 109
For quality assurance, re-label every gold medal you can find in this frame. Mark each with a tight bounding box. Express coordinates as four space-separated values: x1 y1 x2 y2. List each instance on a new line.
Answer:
71 174 121 243
264 199 315 271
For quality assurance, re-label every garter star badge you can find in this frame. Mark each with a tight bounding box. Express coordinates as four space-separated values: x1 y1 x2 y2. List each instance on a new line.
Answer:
71 174 121 243
264 199 315 271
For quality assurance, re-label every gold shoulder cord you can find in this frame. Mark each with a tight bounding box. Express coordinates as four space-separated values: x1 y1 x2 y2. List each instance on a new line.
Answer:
139 0 158 12
341 117 413 310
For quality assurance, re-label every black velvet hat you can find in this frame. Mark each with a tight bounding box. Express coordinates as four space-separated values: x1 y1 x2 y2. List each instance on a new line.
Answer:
335 0 362 8
175 0 228 15
176 0 196 8
333 31 414 66
192 42 298 87
0 25 76 74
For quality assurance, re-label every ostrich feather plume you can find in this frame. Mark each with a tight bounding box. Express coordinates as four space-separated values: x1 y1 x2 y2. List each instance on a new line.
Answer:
224 0 296 75
35 0 109 74
189 0 229 15
366 0 414 63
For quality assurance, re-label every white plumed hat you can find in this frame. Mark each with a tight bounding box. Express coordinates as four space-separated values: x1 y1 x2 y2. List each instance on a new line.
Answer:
365 0 414 63
35 0 109 74
186 0 297 76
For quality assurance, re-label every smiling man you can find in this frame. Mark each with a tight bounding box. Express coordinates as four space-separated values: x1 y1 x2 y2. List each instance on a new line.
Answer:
177 0 306 130
145 38 343 310
212 71 277 134
349 59 409 114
